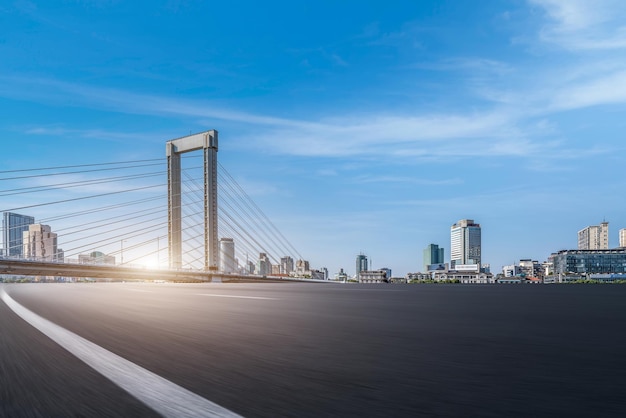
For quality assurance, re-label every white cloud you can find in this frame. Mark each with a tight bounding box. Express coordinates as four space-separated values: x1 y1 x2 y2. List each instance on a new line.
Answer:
1 74 557 161
550 71 626 110
530 0 626 50
24 126 157 143
0 63 614 164
408 57 513 76
352 175 463 186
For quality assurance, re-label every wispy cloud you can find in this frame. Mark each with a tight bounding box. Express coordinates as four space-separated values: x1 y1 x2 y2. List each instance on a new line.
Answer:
352 175 463 186
2 34 622 166
530 0 626 50
0 74 552 158
408 57 513 75
24 126 157 143
366 21 427 49
550 71 626 110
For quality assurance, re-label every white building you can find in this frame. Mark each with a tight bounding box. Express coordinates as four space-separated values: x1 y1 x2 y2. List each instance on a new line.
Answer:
280 256 294 274
620 228 626 248
359 270 387 283
295 259 310 274
433 271 494 284
334 268 348 282
23 224 58 261
78 251 115 265
257 252 270 276
320 267 329 280
450 219 481 268
219 238 236 273
578 222 609 250
503 264 520 277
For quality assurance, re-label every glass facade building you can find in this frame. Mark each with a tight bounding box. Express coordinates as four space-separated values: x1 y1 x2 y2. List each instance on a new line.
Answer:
450 219 481 268
356 254 368 279
423 244 445 272
553 249 626 274
2 212 35 258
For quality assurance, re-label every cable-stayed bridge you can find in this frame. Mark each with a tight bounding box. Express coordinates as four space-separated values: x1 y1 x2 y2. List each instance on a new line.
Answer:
0 130 314 282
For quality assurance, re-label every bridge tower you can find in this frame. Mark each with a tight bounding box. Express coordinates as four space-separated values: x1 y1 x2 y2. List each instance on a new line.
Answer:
166 130 218 271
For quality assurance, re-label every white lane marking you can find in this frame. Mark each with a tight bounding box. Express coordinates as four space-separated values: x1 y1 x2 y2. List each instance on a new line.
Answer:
125 288 153 293
196 293 277 300
1 290 242 418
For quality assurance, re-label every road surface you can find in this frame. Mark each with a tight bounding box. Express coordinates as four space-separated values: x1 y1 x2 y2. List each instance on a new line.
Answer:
2 282 626 417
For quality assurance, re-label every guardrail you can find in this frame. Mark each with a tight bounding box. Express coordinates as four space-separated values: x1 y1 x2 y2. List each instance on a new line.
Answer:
0 258 328 283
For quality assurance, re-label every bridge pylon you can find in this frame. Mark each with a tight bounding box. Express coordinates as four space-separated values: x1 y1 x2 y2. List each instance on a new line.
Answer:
166 130 218 271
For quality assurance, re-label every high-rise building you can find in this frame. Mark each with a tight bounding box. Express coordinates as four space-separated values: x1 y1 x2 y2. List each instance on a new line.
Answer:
356 253 368 279
450 219 481 268
219 238 236 273
620 228 626 248
257 252 270 276
280 256 294 274
578 222 609 250
3 212 35 258
23 224 58 261
295 259 310 274
423 244 445 272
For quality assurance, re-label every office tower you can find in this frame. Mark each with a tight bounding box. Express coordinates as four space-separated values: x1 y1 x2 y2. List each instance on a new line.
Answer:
356 253 368 279
257 252 270 276
219 238 235 273
620 228 626 248
423 244 445 272
23 224 57 261
578 222 609 250
280 256 294 274
450 219 481 268
3 212 35 258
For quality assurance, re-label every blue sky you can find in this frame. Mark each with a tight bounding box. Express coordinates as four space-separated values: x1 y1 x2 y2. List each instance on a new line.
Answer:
2 0 626 276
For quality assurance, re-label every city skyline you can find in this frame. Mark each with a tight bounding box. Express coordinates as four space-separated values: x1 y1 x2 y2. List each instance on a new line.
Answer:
3 206 626 279
2 1 626 276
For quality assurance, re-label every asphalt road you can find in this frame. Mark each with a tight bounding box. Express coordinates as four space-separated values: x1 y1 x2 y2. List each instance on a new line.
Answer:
2 282 626 417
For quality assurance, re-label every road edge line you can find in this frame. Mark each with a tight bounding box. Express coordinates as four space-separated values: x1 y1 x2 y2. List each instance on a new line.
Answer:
1 289 242 418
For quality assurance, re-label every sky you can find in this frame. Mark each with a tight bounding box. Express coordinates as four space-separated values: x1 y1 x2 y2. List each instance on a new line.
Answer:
1 0 626 277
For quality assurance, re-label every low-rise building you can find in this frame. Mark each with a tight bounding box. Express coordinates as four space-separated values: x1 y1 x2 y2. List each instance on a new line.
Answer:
552 249 626 275
334 268 348 282
497 277 523 284
406 272 433 281
78 251 115 265
432 271 495 284
502 264 520 277
359 270 387 283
